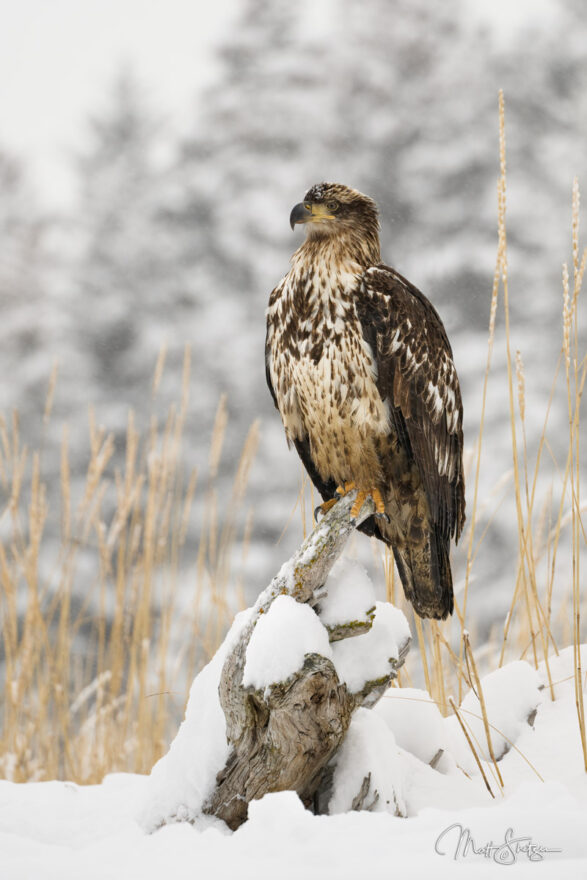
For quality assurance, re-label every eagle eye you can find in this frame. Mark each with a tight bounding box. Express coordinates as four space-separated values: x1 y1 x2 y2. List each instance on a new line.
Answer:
325 199 339 212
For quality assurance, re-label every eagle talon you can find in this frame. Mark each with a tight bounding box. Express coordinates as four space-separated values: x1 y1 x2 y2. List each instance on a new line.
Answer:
349 487 388 521
375 511 391 524
314 497 338 520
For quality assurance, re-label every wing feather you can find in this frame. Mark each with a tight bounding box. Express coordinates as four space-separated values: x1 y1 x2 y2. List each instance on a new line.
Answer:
357 265 465 543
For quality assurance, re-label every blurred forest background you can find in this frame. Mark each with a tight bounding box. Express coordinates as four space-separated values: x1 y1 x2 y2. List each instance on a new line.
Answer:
1 0 586 633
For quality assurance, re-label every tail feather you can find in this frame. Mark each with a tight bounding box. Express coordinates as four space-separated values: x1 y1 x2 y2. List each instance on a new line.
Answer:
392 530 453 620
362 514 453 620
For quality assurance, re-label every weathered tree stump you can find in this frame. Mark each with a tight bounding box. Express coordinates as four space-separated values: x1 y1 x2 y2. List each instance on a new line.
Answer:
203 491 410 829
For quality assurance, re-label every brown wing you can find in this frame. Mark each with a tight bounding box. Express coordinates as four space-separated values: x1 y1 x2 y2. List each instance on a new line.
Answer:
356 265 465 544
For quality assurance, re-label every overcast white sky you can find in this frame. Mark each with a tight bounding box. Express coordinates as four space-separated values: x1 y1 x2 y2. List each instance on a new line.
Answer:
0 0 238 201
0 0 555 205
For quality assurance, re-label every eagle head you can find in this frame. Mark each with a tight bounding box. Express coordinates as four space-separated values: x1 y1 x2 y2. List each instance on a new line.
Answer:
289 182 380 242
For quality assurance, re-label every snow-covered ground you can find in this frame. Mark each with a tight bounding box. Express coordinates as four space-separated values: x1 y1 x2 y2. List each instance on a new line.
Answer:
1 770 585 879
2 566 587 878
1 660 586 878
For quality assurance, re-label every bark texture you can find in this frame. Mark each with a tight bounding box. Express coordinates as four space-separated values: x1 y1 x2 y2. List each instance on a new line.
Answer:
204 492 410 829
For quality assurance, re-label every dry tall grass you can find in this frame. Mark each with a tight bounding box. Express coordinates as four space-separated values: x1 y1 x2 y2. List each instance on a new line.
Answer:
1 93 586 786
387 92 587 772
0 347 258 783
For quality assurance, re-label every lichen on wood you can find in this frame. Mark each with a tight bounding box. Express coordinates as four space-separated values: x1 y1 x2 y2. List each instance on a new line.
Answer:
325 613 375 643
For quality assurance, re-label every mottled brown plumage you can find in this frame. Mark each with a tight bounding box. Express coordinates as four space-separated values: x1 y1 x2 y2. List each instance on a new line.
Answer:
265 183 465 619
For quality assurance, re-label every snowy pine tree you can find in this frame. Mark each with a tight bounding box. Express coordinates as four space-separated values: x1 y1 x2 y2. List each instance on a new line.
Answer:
0 149 56 421
69 70 188 431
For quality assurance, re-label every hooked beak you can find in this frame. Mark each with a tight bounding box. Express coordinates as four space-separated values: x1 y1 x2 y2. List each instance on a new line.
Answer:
289 201 336 230
289 202 311 230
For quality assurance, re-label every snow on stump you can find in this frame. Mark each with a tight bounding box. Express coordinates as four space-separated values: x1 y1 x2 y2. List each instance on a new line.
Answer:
142 491 410 831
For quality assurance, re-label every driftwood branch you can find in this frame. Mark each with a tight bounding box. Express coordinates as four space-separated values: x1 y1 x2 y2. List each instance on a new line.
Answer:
204 491 410 829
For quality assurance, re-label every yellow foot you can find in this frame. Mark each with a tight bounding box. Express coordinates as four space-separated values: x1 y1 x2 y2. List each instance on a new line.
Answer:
314 497 338 519
314 482 357 520
349 488 390 523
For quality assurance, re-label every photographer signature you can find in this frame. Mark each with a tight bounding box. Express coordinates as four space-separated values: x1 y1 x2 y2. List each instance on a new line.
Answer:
435 823 562 864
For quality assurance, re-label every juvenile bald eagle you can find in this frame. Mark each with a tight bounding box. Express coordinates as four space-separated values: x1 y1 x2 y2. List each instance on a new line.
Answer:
265 183 465 619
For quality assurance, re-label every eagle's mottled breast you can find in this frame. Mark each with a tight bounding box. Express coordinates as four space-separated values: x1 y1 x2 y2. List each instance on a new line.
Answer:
266 254 389 488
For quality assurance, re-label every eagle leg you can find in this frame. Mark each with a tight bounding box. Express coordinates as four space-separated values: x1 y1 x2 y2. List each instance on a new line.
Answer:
350 488 390 524
314 482 357 520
